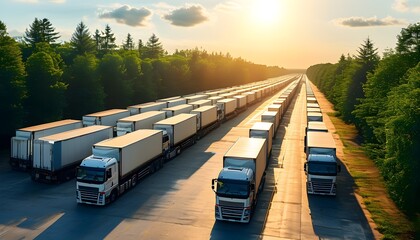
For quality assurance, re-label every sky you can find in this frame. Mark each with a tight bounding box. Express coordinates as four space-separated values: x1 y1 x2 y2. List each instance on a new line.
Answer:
0 0 419 69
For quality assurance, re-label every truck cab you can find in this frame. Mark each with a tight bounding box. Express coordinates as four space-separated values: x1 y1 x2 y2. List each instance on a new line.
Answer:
212 167 256 223
304 154 341 195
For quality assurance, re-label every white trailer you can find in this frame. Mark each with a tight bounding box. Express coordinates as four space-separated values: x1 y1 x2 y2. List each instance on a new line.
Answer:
261 111 280 135
127 102 167 115
217 98 237 121
184 94 208 103
250 122 273 158
82 109 130 127
166 98 187 108
307 112 323 122
188 99 211 109
116 111 166 136
153 113 197 158
306 121 328 133
10 119 82 170
234 95 247 111
162 104 194 118
191 105 219 138
76 129 168 205
208 96 223 105
267 104 282 117
32 125 113 183
212 137 267 223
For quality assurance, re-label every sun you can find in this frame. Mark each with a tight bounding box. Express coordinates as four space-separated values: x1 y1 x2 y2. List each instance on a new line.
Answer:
251 0 282 24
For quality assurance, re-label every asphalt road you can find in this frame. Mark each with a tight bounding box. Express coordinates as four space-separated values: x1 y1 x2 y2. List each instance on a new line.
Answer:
0 78 375 240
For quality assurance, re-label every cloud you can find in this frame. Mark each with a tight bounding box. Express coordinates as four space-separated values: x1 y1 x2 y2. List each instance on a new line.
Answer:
393 0 420 13
215 1 242 12
334 16 407 27
163 5 208 27
99 5 152 27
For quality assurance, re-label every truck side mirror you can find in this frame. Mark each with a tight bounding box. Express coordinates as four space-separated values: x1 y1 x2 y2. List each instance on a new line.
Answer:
106 169 112 179
211 179 216 192
250 183 255 191
304 163 307 172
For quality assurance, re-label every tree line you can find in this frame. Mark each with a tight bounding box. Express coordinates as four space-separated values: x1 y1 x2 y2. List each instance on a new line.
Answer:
0 18 290 147
306 23 420 218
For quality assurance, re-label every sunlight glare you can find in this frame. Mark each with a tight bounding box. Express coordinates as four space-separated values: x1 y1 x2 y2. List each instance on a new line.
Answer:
251 0 282 24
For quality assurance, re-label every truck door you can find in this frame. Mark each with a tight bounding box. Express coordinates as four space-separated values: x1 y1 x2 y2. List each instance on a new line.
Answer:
11 137 30 160
33 140 52 170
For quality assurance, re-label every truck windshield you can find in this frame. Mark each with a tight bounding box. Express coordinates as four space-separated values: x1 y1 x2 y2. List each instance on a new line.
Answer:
216 179 249 199
76 167 106 184
308 162 337 176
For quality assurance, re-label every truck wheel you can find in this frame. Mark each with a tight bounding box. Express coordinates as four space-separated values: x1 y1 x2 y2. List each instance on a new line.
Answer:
110 190 117 203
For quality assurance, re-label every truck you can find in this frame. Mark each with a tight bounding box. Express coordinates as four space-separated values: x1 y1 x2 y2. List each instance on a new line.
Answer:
212 137 267 223
216 98 237 121
261 111 279 135
153 113 197 158
188 99 211 109
32 125 113 183
76 129 169 205
306 121 328 133
307 112 323 122
82 109 130 128
234 95 247 112
116 111 166 136
162 104 194 118
304 131 341 195
127 102 167 115
249 122 273 159
191 105 219 138
10 119 82 170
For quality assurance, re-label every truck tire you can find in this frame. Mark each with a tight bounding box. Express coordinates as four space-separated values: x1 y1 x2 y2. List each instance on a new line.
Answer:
110 190 117 203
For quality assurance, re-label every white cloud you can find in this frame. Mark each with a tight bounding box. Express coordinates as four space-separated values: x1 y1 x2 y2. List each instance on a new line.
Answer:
99 5 152 27
393 0 420 13
163 5 208 27
334 16 407 27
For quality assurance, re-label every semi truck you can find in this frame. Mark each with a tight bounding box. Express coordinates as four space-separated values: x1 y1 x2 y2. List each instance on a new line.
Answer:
191 105 219 138
307 112 323 122
212 137 267 223
10 119 82 170
306 121 328 133
153 113 197 158
116 111 166 136
82 109 130 128
234 95 247 112
249 122 273 158
304 131 340 195
188 99 211 109
162 104 194 118
32 125 113 183
76 129 169 205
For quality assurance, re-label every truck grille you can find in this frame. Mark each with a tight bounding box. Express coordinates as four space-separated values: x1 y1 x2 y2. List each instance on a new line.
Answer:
219 200 244 220
309 178 335 195
79 186 99 203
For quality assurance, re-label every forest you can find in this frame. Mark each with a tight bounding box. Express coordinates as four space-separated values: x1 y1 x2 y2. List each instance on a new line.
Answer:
0 18 289 147
306 23 420 220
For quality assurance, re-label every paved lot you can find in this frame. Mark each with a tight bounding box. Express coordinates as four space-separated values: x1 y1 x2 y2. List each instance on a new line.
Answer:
0 77 375 240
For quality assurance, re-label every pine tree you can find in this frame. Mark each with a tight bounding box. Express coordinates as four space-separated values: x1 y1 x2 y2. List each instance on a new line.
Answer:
142 33 163 59
70 21 96 55
24 18 60 46
101 24 117 52
93 29 102 51
122 33 134 50
356 37 380 69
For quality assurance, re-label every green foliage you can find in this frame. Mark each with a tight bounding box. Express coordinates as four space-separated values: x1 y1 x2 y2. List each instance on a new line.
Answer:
0 21 26 145
142 34 164 59
70 21 96 56
24 18 60 47
25 51 67 125
63 54 104 118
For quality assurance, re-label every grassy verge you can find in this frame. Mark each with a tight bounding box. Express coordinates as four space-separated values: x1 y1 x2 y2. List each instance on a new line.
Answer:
327 112 414 240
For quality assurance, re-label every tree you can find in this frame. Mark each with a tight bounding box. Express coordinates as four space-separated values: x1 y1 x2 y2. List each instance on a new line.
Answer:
122 33 134 50
142 33 164 59
64 54 104 118
396 22 420 56
0 21 26 145
25 51 67 124
101 24 117 52
24 18 60 46
138 39 144 57
70 21 96 55
93 29 102 52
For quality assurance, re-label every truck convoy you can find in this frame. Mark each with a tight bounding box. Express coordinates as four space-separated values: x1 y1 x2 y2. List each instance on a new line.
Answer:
190 105 219 138
32 125 113 183
10 119 82 170
76 129 169 205
249 122 273 158
212 137 267 223
304 124 341 195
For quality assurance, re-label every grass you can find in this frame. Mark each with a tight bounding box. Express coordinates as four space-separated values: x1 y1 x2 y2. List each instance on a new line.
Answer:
327 112 414 239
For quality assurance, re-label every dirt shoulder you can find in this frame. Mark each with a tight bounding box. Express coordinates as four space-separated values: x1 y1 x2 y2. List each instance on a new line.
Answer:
310 83 413 239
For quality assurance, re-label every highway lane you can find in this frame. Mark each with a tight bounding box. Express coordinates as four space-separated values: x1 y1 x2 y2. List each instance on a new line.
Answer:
0 77 375 240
